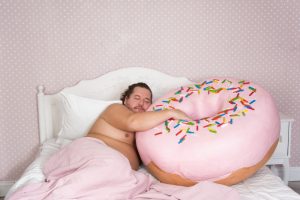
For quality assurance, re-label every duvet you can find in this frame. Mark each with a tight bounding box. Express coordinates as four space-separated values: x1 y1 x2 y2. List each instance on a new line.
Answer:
8 137 239 200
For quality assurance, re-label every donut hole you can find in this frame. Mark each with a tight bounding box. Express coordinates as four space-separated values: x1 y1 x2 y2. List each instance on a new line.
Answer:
186 91 231 120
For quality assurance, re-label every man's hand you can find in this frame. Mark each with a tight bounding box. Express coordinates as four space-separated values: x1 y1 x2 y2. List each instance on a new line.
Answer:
168 109 192 121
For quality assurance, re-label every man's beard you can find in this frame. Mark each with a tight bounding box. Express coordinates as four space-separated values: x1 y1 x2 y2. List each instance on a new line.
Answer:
133 106 145 112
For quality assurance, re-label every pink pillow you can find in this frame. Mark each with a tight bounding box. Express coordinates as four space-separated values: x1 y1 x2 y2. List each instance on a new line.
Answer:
136 78 280 186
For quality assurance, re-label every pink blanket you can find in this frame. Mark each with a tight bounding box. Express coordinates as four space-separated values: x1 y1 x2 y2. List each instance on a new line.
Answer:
8 137 240 200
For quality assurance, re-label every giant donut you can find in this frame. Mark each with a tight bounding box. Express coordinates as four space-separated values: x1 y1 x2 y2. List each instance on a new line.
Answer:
136 78 280 186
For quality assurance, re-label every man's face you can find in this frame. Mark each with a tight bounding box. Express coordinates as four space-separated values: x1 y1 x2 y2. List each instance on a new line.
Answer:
124 86 152 113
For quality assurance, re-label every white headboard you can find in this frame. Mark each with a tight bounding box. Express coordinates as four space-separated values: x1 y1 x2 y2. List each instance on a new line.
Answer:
37 67 193 144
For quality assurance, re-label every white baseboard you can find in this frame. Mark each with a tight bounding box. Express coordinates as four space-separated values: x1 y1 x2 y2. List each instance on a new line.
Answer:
0 181 15 197
289 167 300 181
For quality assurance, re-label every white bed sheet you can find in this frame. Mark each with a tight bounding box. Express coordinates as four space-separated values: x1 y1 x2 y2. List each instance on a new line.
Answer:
5 138 300 200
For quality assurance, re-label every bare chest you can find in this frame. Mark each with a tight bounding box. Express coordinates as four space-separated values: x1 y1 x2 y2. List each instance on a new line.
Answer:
88 117 135 145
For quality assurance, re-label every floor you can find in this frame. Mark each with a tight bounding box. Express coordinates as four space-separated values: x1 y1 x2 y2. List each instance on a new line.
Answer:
1 182 299 199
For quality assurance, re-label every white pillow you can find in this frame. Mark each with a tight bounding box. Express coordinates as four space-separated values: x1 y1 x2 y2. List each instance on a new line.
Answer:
58 92 121 140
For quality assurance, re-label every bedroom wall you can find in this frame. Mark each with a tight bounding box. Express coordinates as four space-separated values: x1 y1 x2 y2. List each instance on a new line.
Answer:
0 0 299 181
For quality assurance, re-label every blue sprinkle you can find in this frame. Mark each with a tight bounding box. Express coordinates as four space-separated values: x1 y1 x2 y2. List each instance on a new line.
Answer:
178 139 184 144
174 124 180 129
233 105 238 112
227 88 235 90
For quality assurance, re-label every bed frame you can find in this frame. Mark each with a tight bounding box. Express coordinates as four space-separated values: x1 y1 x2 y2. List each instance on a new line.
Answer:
36 67 192 144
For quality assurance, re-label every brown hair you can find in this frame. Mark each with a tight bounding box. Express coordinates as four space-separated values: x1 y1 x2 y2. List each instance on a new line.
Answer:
120 82 152 104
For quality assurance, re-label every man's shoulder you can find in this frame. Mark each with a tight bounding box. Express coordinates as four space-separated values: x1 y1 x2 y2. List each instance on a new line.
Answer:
107 103 124 109
101 103 132 118
105 103 129 113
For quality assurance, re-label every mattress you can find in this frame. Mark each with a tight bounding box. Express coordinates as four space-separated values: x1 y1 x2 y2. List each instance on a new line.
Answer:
5 138 300 200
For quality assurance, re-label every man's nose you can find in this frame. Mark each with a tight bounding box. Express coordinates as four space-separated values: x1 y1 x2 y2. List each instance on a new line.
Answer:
138 100 144 106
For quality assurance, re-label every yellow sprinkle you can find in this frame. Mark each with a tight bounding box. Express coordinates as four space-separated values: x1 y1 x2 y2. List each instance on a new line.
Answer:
208 128 217 134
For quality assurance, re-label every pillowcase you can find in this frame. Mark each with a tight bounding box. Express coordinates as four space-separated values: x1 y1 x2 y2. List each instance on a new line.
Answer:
57 92 121 140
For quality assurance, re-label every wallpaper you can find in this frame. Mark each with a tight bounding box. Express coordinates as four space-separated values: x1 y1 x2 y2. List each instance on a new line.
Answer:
1 0 299 181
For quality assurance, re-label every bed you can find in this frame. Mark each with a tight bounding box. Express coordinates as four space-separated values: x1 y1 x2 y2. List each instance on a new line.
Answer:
5 67 300 199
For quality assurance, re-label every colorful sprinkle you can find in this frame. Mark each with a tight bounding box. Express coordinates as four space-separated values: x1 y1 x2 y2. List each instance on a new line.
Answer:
154 132 162 136
186 128 194 134
194 84 201 89
174 123 180 129
208 128 217 134
249 100 256 104
184 121 195 125
178 135 186 144
185 92 193 98
152 79 257 144
203 124 214 128
179 97 183 103
176 130 183 136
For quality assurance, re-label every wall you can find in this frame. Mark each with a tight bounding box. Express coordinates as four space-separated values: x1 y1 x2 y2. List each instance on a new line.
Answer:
1 0 299 181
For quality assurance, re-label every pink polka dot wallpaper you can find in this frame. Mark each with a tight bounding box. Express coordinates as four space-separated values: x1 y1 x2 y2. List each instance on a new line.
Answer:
0 1 299 181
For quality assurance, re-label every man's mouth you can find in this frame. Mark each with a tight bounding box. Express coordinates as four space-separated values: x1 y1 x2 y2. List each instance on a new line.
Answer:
134 107 145 112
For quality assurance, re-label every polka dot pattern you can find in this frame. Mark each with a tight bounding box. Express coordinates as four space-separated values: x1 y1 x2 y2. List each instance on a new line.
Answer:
1 1 300 180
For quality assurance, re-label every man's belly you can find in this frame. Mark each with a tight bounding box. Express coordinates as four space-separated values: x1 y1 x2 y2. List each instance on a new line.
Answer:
86 133 140 170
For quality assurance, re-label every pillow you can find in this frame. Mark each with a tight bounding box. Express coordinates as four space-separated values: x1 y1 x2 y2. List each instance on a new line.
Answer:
136 79 280 186
57 92 121 140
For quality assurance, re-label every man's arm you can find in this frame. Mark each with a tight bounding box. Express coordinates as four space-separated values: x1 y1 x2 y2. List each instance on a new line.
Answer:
101 104 190 132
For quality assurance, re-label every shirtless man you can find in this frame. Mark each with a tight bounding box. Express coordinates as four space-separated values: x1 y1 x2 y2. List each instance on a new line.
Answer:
8 84 191 199
87 82 190 170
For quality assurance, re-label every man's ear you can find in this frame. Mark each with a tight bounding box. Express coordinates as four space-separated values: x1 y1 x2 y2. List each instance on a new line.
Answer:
124 96 129 105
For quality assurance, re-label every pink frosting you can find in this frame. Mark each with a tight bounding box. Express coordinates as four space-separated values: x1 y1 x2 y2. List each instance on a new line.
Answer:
136 78 280 182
